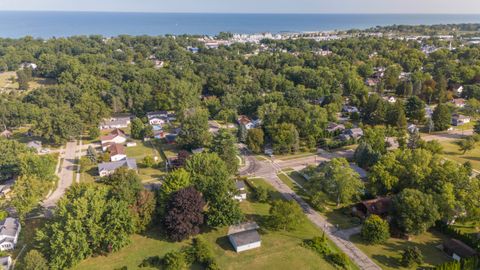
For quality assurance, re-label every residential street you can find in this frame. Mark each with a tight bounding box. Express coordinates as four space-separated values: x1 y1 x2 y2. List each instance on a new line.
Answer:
240 153 381 270
42 141 78 209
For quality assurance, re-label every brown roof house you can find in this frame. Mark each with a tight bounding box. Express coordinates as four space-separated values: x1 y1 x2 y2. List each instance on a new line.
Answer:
107 143 126 162
101 129 127 150
228 222 261 253
352 197 392 219
442 239 478 261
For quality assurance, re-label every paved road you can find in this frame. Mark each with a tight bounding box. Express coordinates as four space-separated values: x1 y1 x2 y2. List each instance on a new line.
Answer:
241 153 381 270
42 141 78 209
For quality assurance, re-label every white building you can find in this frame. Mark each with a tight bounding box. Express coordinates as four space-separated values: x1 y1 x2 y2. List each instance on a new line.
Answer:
0 218 21 251
233 181 247 202
0 256 11 270
228 222 261 253
100 129 127 149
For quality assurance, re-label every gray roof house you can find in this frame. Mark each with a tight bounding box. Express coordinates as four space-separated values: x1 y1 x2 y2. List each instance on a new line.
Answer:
27 141 42 152
228 222 261 252
339 128 363 141
0 218 21 251
0 256 11 270
98 158 138 177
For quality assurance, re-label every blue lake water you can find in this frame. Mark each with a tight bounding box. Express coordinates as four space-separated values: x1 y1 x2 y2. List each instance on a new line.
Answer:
0 12 479 38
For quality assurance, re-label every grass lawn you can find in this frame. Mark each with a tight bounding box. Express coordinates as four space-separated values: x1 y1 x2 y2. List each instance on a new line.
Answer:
439 139 480 171
273 151 317 161
0 71 56 92
74 178 346 270
450 220 480 235
350 231 453 270
126 141 165 181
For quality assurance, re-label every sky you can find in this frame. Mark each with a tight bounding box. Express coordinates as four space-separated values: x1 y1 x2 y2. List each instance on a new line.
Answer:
0 0 480 14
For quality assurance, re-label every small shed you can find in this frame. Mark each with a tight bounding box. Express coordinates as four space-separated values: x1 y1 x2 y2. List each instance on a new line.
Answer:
228 222 261 253
233 181 247 202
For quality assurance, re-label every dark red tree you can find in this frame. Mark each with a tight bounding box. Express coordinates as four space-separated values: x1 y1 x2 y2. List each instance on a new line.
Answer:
164 186 205 241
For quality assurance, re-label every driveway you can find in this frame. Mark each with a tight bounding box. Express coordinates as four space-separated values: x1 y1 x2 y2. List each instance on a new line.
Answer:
42 141 77 209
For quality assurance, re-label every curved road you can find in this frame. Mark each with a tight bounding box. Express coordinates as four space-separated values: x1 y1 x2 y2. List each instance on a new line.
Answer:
240 152 381 270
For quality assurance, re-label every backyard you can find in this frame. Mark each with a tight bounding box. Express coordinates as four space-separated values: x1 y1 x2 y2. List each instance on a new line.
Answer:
439 139 480 171
0 71 55 92
73 178 348 270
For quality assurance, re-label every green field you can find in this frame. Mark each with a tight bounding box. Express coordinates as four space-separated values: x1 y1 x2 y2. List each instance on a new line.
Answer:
125 141 166 181
0 71 55 92
351 231 453 270
439 139 480 171
73 178 344 270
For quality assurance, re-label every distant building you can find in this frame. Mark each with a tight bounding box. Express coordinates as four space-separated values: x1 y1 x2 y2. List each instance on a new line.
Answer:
187 47 199 53
442 239 478 261
0 130 12 139
342 106 359 114
233 181 247 202
228 222 261 253
0 256 12 270
147 111 169 126
26 140 42 153
452 85 464 97
237 115 255 129
326 123 345 133
451 98 466 108
98 158 138 177
100 129 127 148
0 218 21 251
339 128 363 141
107 143 126 162
20 62 37 70
99 114 131 130
352 197 392 219
452 114 471 126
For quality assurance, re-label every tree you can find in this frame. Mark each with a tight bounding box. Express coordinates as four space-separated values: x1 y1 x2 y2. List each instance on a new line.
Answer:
254 186 269 202
211 129 239 174
270 123 299 154
206 196 243 227
269 200 303 231
432 103 451 131
32 106 83 144
392 189 440 235
401 246 423 267
0 139 33 181
79 156 93 172
18 249 48 270
474 120 480 134
246 128 264 154
177 107 211 150
142 124 154 138
143 155 155 168
237 124 248 143
457 137 476 154
86 145 97 163
163 251 187 270
36 184 134 269
12 174 45 220
102 168 142 205
405 96 425 123
130 118 145 139
361 215 390 244
131 190 156 233
311 158 364 205
88 126 100 140
164 187 205 241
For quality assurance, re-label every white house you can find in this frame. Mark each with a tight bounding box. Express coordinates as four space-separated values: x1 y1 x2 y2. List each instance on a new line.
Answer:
237 115 255 129
100 129 127 149
233 181 247 202
0 218 21 251
98 158 138 177
452 114 471 126
147 111 169 126
228 222 261 253
451 98 466 108
99 114 131 130
107 143 127 162
0 256 11 270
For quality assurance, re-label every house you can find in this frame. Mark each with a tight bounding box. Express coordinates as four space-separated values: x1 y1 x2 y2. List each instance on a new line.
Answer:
27 140 42 153
407 124 418 134
0 256 11 270
99 114 131 130
147 111 169 126
452 85 464 97
165 134 177 144
452 114 471 126
451 98 466 108
0 180 14 198
326 123 345 133
342 128 363 141
365 78 379 87
237 115 255 129
191 148 205 154
228 222 261 252
442 239 478 261
425 106 434 118
342 106 359 114
107 143 126 162
188 47 199 53
153 60 164 69
20 62 37 70
98 158 138 177
352 197 392 219
0 130 12 139
0 218 21 251
100 129 127 148
383 96 397 103
233 181 247 202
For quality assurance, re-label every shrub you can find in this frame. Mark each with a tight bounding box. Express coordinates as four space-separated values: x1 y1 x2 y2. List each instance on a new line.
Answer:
401 246 423 267
303 234 330 255
361 214 390 244
310 192 326 211
164 251 187 270
327 253 349 269
254 186 269 202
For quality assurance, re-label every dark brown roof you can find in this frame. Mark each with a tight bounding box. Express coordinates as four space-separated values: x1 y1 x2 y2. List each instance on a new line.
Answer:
100 128 126 141
359 197 392 216
237 115 252 126
443 239 478 259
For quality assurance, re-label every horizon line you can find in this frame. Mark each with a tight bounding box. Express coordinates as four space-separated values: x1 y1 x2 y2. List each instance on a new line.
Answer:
1 10 480 15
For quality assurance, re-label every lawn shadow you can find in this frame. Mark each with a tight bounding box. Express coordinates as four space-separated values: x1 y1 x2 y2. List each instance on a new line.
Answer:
464 156 480 162
215 235 235 252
